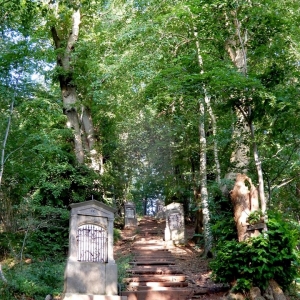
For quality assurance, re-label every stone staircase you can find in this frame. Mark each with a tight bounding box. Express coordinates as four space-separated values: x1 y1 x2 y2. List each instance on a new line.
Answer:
120 217 194 300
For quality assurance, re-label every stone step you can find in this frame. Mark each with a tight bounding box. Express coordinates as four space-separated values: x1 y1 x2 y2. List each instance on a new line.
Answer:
137 229 162 233
129 260 175 265
121 288 194 300
63 294 127 300
131 248 166 252
120 216 193 300
132 249 170 252
123 275 186 283
132 241 166 251
131 257 175 261
133 241 166 244
127 285 190 291
133 256 174 260
133 252 173 256
133 251 172 255
126 281 188 289
128 266 182 275
133 249 171 253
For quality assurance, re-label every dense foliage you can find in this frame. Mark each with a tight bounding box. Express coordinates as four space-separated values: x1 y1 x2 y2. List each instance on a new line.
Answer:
210 214 300 291
0 260 65 300
0 0 299 298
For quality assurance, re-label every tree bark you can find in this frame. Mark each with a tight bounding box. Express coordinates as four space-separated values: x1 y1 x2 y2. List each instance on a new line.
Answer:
230 173 260 241
0 98 14 187
205 96 221 184
0 264 7 283
0 77 18 232
225 9 267 216
51 10 85 164
190 14 212 254
192 185 203 244
225 27 250 178
249 119 266 214
51 8 103 171
199 100 212 254
81 107 103 173
0 76 18 187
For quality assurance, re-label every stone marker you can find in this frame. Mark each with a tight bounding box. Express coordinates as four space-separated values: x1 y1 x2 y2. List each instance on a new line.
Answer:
155 200 165 219
62 199 126 300
124 202 137 228
164 202 186 245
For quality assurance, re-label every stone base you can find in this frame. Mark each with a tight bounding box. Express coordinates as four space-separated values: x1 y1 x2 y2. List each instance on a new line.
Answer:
62 294 127 300
63 260 118 295
164 240 186 247
164 228 186 245
124 218 138 228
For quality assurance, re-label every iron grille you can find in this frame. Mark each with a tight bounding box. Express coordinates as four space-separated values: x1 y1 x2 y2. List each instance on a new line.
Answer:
77 224 108 262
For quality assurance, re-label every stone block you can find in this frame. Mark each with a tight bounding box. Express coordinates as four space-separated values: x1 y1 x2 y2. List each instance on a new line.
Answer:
164 203 186 244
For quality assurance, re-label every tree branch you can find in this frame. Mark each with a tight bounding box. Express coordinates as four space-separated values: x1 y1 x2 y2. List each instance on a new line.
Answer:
0 264 7 283
0 76 18 188
66 9 81 53
51 26 61 49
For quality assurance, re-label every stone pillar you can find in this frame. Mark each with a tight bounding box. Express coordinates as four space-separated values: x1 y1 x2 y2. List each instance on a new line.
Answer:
164 202 186 245
124 202 137 228
62 200 121 300
107 217 115 263
155 200 165 219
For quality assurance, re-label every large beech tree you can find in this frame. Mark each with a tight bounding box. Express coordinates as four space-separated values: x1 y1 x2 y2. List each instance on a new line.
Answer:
49 2 102 171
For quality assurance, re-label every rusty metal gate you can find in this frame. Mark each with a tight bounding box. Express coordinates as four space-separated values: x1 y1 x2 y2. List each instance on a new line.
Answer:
77 224 108 262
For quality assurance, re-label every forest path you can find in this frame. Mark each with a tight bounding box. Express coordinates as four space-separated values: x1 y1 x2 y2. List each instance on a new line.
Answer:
115 216 228 300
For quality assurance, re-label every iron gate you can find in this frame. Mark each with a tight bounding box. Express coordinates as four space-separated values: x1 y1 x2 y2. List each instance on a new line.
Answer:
77 224 108 262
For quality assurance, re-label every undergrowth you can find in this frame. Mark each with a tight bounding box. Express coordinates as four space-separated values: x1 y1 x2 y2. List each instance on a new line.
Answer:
0 259 65 300
210 213 300 293
116 253 133 292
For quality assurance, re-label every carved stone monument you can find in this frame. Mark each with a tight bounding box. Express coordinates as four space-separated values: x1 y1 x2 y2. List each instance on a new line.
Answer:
155 200 165 219
62 199 126 300
164 202 186 245
124 202 137 228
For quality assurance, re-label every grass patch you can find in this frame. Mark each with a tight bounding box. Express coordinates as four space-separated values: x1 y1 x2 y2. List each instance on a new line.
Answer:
116 253 133 291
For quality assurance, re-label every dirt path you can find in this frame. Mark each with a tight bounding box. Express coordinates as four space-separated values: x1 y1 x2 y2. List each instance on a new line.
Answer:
114 216 229 300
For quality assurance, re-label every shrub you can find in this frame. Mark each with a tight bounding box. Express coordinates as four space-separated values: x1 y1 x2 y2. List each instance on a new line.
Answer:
210 214 299 291
116 253 133 291
114 228 121 244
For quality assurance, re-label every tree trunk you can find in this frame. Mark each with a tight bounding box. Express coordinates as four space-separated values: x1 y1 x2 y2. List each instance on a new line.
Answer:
192 186 203 244
190 14 212 255
205 96 221 184
143 197 148 215
230 174 260 241
250 119 266 214
51 9 102 170
81 107 103 173
51 10 85 164
0 76 17 187
199 99 212 254
0 77 19 232
225 29 250 179
225 9 267 217
0 264 7 283
0 98 14 187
